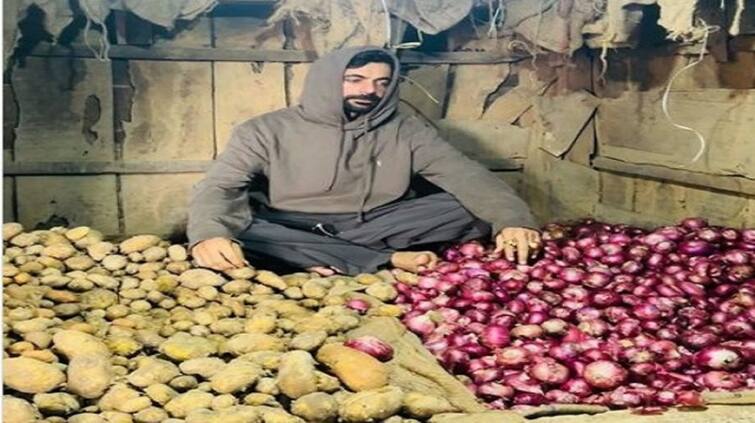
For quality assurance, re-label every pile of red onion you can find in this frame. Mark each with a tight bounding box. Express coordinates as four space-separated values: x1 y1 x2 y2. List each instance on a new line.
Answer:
398 218 754 411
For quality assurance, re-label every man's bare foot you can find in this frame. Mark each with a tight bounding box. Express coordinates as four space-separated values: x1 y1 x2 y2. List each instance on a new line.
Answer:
306 266 339 276
390 251 438 273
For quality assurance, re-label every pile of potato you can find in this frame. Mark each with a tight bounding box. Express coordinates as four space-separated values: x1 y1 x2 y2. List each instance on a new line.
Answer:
2 223 457 423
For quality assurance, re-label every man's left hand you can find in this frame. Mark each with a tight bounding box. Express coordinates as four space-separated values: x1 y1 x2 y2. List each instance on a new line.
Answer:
494 227 542 265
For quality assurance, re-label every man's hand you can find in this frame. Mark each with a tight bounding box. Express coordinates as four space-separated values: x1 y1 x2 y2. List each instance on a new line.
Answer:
191 237 247 271
494 227 542 265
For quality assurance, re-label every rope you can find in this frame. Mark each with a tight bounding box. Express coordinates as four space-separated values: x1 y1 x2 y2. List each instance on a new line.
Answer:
378 0 423 49
80 5 111 62
729 0 745 36
399 75 440 104
660 19 714 164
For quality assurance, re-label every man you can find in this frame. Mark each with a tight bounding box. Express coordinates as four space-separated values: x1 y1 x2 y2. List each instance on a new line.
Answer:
188 46 540 276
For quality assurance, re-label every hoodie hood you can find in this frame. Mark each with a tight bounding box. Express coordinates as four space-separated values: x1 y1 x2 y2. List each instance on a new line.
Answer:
299 46 400 130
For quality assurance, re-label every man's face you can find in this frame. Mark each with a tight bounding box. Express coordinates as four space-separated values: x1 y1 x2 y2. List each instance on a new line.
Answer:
342 62 392 116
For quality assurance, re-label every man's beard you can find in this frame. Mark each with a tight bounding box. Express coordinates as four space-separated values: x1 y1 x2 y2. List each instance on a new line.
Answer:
343 93 381 117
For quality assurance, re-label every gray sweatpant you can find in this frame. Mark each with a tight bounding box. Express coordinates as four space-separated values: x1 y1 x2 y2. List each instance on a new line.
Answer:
236 192 490 275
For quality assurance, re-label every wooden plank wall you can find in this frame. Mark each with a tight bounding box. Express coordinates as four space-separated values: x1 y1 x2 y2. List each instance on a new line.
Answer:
518 40 755 228
4 8 754 238
2 10 530 239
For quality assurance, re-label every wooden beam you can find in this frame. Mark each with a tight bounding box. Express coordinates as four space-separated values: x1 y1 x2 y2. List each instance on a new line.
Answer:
4 161 211 175
30 44 316 62
593 157 755 197
4 158 519 175
28 43 529 64
217 0 277 4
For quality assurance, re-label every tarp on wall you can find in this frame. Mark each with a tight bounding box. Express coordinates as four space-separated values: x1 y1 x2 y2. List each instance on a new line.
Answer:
4 0 748 62
4 0 217 64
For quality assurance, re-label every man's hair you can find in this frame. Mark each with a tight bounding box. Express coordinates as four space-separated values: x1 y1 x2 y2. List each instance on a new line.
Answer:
346 50 395 72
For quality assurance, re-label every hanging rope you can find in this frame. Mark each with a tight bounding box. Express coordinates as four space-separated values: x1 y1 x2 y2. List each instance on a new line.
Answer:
79 0 111 62
377 0 423 49
399 75 440 104
729 0 745 36
660 19 716 164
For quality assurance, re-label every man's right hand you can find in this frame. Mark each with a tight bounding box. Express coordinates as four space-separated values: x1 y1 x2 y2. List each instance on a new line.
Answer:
191 237 247 271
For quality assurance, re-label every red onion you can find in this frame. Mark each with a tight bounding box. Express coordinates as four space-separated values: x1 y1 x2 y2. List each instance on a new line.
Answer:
541 319 569 336
550 307 573 320
724 320 753 339
548 343 579 361
632 304 661 320
480 325 510 349
560 267 586 283
604 306 631 323
728 265 755 283
440 348 470 373
513 393 546 405
504 371 545 395
477 382 514 398
617 319 642 337
724 250 749 265
677 391 704 407
459 242 485 258
511 325 544 339
630 362 657 378
679 240 715 256
345 299 371 313
563 286 590 302
583 348 610 362
583 361 628 390
530 360 570 385
681 331 719 350
700 371 745 389
471 368 500 384
562 378 592 397
649 340 681 360
526 312 548 325
622 347 654 364
496 346 529 368
592 291 621 307
545 389 579 404
344 336 394 361
655 390 676 406
404 314 435 337
681 217 708 230
608 388 643 407
578 320 609 337
694 346 743 370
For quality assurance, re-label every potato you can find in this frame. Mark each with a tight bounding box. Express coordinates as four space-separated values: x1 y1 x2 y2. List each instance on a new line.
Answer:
338 386 404 422
277 351 318 399
316 344 388 392
403 392 457 418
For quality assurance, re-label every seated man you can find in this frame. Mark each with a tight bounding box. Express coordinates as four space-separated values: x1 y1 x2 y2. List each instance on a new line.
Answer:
187 46 540 276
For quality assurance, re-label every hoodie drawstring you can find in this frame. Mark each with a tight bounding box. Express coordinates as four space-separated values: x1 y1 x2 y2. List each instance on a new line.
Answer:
357 118 377 223
326 122 346 192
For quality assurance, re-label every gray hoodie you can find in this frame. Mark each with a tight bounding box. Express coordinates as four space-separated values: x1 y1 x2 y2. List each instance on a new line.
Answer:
187 46 536 247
